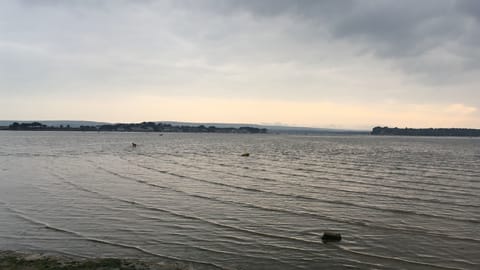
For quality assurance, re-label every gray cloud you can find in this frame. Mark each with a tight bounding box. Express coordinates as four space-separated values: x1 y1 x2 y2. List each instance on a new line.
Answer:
0 0 479 107
456 0 480 21
333 2 454 55
217 1 479 69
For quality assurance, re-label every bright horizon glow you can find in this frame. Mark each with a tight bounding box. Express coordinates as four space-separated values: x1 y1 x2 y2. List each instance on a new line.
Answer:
1 1 480 129
2 96 479 130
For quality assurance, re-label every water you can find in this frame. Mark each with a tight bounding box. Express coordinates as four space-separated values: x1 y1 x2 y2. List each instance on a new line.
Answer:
0 131 479 269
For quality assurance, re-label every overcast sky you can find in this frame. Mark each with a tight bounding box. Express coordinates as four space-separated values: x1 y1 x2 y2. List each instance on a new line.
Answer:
1 0 479 129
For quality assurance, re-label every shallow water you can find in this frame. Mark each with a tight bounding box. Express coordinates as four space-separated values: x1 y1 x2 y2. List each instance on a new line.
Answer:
0 131 479 269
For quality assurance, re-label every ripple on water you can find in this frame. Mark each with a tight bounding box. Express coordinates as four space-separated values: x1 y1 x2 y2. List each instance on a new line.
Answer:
0 132 479 269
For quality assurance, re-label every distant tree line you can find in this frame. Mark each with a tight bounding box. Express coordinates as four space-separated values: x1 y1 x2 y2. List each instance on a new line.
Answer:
5 122 267 134
371 126 480 137
8 122 47 130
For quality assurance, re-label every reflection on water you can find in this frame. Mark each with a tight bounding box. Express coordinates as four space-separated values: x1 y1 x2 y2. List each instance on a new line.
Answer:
0 131 479 269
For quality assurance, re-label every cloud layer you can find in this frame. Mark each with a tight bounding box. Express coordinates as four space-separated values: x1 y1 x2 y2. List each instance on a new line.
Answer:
0 0 479 127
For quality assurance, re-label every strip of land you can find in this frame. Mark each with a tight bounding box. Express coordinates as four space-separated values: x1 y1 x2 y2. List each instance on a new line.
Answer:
371 126 480 137
0 251 188 270
0 121 267 134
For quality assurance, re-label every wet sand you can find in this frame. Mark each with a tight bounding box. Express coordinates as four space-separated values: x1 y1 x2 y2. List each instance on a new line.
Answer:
0 251 190 270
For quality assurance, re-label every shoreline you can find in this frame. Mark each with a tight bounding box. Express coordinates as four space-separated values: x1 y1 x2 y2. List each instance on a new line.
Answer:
0 251 190 270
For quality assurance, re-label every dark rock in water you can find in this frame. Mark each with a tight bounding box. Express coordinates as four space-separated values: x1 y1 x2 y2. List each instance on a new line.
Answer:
322 232 342 243
241 153 250 157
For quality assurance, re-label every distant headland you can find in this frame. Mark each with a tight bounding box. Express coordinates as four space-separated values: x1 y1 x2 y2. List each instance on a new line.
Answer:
0 121 369 135
0 121 267 134
371 126 480 137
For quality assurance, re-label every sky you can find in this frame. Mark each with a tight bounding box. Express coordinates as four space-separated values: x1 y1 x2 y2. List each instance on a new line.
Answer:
1 0 480 129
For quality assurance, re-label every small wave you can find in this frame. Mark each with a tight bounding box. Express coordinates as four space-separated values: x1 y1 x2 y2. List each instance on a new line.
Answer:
142 154 479 209
294 166 480 193
0 235 85 241
162 149 480 185
123 158 480 225
33 179 304 269
337 245 472 270
48 172 328 252
298 158 480 183
87 162 480 244
142 153 479 201
297 152 480 176
0 199 228 270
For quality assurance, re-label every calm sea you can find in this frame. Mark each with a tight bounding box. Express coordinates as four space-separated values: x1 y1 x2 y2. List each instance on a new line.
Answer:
0 131 479 269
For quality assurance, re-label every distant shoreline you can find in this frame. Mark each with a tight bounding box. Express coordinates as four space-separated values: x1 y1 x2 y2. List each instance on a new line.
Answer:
0 121 267 134
371 126 480 137
0 121 373 135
